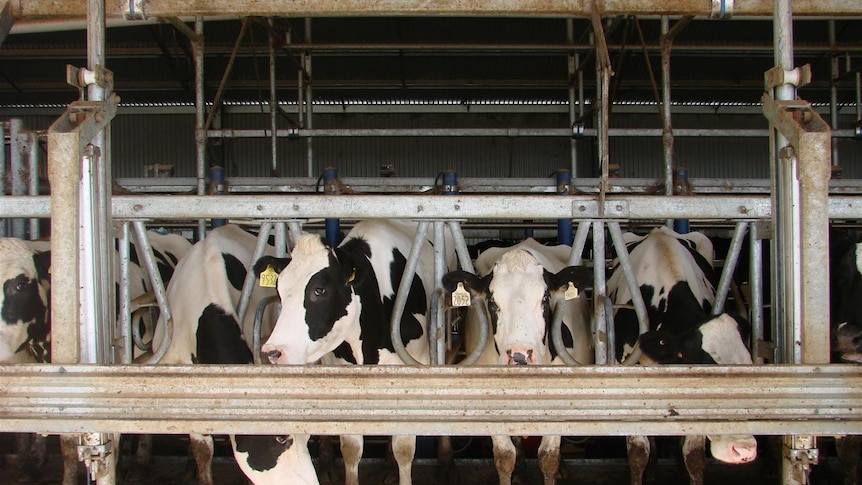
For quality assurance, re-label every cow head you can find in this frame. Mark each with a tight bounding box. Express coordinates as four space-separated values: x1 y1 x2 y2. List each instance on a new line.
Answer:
0 238 51 364
256 234 362 365
637 313 752 365
231 434 319 485
833 322 862 363
832 243 862 363
443 249 592 365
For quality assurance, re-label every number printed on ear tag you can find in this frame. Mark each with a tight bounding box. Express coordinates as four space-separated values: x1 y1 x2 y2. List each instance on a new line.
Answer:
451 282 471 307
259 265 278 288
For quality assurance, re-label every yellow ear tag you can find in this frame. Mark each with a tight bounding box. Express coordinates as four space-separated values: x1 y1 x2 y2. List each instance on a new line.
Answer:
348 268 356 283
564 282 580 300
259 265 278 288
451 282 471 307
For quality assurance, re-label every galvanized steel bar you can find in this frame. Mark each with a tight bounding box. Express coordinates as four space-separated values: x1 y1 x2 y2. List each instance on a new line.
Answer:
11 1 862 18
10 118 25 238
26 132 40 239
431 220 446 365
750 222 767 364
592 221 608 365
131 221 175 365
193 17 206 241
2 364 860 436
712 221 749 316
389 220 430 366
268 17 278 176
607 222 649 338
0 122 5 237
235 221 273 328
117 222 133 365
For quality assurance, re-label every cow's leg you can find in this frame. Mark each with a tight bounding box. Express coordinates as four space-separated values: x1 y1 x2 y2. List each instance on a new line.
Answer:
626 435 650 485
59 433 81 485
836 435 861 485
125 433 153 481
16 432 46 481
390 434 416 485
189 433 214 485
435 436 458 484
316 435 338 484
537 435 561 485
490 435 517 485
682 435 707 485
340 434 363 485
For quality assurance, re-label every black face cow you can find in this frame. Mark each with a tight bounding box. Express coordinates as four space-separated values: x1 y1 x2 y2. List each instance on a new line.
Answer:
443 238 593 485
255 219 454 485
152 224 318 485
606 226 757 485
832 242 862 363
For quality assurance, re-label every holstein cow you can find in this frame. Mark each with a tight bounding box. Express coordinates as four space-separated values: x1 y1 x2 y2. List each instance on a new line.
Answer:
151 224 319 485
442 238 593 485
0 231 191 485
606 226 757 485
256 219 455 485
830 241 862 485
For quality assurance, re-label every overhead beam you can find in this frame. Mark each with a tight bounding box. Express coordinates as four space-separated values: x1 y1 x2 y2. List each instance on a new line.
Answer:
8 0 862 19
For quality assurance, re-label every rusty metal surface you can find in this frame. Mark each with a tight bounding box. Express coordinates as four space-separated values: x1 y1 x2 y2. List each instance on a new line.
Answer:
2 364 861 436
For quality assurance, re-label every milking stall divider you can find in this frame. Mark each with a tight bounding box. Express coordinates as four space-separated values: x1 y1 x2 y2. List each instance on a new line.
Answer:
1 1 861 484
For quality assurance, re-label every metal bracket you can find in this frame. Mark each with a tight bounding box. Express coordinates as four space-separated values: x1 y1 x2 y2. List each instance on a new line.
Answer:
66 64 115 101
77 432 113 481
764 64 812 91
784 435 820 484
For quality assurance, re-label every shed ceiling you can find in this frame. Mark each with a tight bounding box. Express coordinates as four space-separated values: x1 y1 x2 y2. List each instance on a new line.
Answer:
0 16 859 109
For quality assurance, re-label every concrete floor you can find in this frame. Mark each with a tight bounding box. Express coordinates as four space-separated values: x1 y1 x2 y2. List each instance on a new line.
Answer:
0 434 856 484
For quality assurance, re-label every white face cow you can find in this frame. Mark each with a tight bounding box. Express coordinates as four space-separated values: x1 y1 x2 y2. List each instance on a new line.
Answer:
442 238 593 485
607 226 757 482
0 237 51 364
231 434 319 485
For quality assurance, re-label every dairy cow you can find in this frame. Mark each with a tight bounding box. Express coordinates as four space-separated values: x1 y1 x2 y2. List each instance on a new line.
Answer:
152 224 318 485
256 219 455 485
606 226 757 485
0 232 191 484
442 238 593 485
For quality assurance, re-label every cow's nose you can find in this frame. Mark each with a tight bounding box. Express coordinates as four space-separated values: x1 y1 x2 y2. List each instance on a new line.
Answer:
260 344 283 365
506 348 534 365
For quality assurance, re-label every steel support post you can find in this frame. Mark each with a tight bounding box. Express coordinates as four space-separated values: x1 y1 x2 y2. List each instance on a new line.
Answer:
10 118 25 238
592 221 608 365
25 132 41 239
303 18 313 177
749 221 769 364
268 18 278 177
0 122 5 237
193 17 206 240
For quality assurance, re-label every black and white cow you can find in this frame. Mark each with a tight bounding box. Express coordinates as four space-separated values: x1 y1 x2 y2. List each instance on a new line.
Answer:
0 231 191 485
151 224 319 485
256 219 455 485
442 238 593 485
606 226 757 485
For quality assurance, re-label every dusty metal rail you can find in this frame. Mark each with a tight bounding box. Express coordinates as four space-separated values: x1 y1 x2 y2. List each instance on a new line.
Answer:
1 364 861 436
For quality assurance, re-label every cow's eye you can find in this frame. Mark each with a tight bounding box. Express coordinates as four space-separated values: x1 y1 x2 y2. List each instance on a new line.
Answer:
275 436 288 444
542 293 549 303
313 287 326 297
15 282 25 292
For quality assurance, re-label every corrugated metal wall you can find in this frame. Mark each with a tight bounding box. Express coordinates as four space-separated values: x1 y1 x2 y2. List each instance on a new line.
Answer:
4 111 859 182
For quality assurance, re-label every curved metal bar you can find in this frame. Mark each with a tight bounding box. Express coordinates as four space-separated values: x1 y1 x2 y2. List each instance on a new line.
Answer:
389 220 430 366
253 295 280 365
131 221 174 365
287 220 304 247
550 298 585 366
236 221 273 327
712 221 749 316
568 220 592 266
445 220 475 274
607 222 649 337
131 306 155 353
456 296 489 366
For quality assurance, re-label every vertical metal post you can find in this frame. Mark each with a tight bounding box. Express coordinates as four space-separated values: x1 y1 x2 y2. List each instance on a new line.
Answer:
323 167 340 247
829 21 839 168
304 18 313 177
210 165 226 228
9 118 25 238
26 132 40 239
194 17 206 241
431 220 446 365
269 18 279 177
0 122 5 237
117 222 133 365
592 221 607 365
566 19 578 177
749 222 766 364
660 16 674 199
712 221 749 316
672 167 690 234
557 169 573 245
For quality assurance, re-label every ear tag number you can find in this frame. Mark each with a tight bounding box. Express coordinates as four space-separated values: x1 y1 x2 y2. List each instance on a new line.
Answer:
451 282 471 307
259 265 278 288
564 282 580 300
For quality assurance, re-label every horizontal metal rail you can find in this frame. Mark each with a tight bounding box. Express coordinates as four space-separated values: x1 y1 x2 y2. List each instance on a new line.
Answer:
1 364 860 437
2 194 861 220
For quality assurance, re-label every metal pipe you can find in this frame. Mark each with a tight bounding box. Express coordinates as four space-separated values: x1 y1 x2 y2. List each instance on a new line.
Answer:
11 1 862 18
194 17 206 241
274 222 287 257
568 220 591 267
210 165 226 228
9 118 25 238
0 122 5 237
389 220 430 366
253 295 279 365
287 220 304 246
432 220 446 365
566 19 578 177
204 17 248 132
591 221 607 365
749 222 766 364
712 221 749 316
206 127 800 138
268 17 278 177
322 167 340 246
556 169 573 245
829 20 840 167
117 222 133 365
131 221 174 366
304 18 313 177
660 16 673 198
235 221 273 327
607 222 649 338
26 132 40 239
445 220 475 275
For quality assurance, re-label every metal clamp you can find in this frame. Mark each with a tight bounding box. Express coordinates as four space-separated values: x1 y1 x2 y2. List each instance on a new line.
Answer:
764 64 812 91
709 0 734 19
77 432 113 481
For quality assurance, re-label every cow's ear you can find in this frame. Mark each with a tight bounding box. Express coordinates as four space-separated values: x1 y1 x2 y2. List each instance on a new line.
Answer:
253 256 290 276
442 270 485 296
547 266 593 294
33 251 51 281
